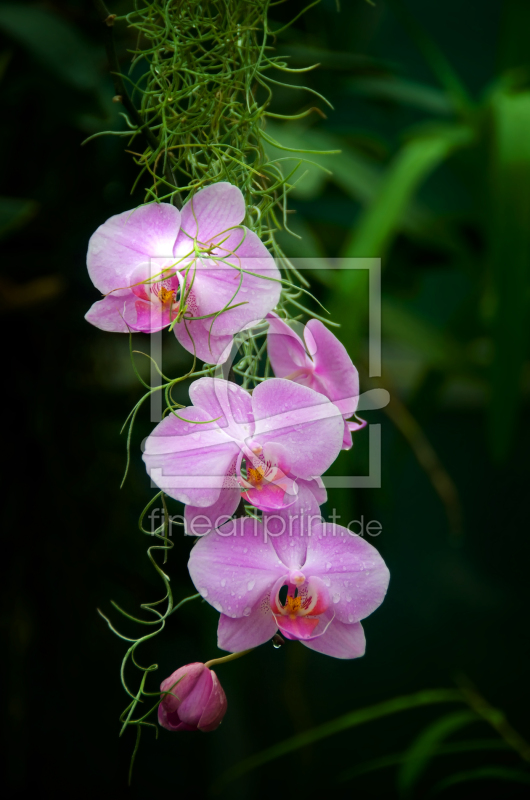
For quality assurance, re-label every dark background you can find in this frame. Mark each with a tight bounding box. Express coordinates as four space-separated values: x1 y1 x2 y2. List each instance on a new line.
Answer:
1 0 529 797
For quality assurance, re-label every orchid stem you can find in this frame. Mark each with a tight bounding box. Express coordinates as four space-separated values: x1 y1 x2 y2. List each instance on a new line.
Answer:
204 649 254 669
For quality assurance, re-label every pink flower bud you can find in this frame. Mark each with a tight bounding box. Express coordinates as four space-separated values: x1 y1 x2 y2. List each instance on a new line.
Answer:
158 662 227 732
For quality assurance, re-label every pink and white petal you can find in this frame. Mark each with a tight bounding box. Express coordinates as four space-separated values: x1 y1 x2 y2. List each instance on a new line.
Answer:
143 407 239 507
298 476 327 507
184 486 241 536
134 299 176 333
303 620 366 659
158 704 195 731
175 182 246 250
198 671 227 732
87 203 180 294
177 669 213 728
306 320 360 417
342 423 353 451
188 516 285 617
276 615 320 640
267 313 313 377
264 483 321 570
242 478 298 513
192 228 281 333
348 416 367 432
251 379 344 479
173 315 234 365
85 293 138 332
189 378 254 433
303 522 390 624
217 604 278 652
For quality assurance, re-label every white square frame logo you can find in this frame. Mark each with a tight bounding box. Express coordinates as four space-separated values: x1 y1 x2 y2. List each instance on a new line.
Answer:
146 256 387 489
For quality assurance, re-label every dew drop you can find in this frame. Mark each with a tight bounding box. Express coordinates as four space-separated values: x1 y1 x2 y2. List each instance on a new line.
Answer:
247 579 256 591
213 601 223 613
332 592 340 604
243 606 252 616
199 587 208 598
348 614 355 623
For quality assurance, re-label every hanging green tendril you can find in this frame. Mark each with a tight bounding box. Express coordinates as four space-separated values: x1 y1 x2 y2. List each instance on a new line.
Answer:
91 0 334 271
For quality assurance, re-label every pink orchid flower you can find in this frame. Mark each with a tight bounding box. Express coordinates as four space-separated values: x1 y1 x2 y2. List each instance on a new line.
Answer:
188 484 390 659
267 313 367 450
159 662 227 732
142 377 343 528
85 182 281 364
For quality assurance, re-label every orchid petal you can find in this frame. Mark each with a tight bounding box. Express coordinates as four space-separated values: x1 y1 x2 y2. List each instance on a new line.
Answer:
175 182 245 250
189 378 254 434
305 319 361 417
184 485 241 536
85 293 137 332
87 203 180 295
143 406 239 507
188 516 285 618
198 670 228 732
217 602 278 652
251 379 344 479
264 483 321 570
302 620 366 659
303 522 390 623
177 668 213 728
267 313 314 375
189 230 281 334
298 476 327 506
173 315 234 365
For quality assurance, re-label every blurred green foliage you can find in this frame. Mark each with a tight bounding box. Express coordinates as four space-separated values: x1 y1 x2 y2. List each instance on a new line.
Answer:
1 1 529 798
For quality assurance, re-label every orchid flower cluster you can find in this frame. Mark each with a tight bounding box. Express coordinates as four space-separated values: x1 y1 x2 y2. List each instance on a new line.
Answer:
88 182 389 740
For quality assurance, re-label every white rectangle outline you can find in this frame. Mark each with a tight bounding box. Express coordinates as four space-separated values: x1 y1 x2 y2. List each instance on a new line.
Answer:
148 257 383 489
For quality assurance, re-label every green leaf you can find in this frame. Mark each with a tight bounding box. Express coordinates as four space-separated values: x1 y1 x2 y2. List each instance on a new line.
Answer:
348 76 454 116
397 710 478 797
0 4 99 91
429 766 530 795
341 125 473 260
385 0 471 113
0 196 39 240
266 124 462 254
338 739 511 784
487 89 530 460
381 299 462 370
211 689 463 793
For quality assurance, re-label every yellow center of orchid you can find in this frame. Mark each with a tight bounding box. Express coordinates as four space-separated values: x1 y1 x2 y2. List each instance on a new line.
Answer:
284 594 302 619
247 464 266 489
158 286 175 305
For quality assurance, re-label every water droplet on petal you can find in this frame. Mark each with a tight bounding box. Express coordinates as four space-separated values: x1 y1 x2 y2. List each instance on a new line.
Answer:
199 587 208 598
348 614 355 623
213 600 223 612
243 606 252 616
247 579 256 591
332 592 340 604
